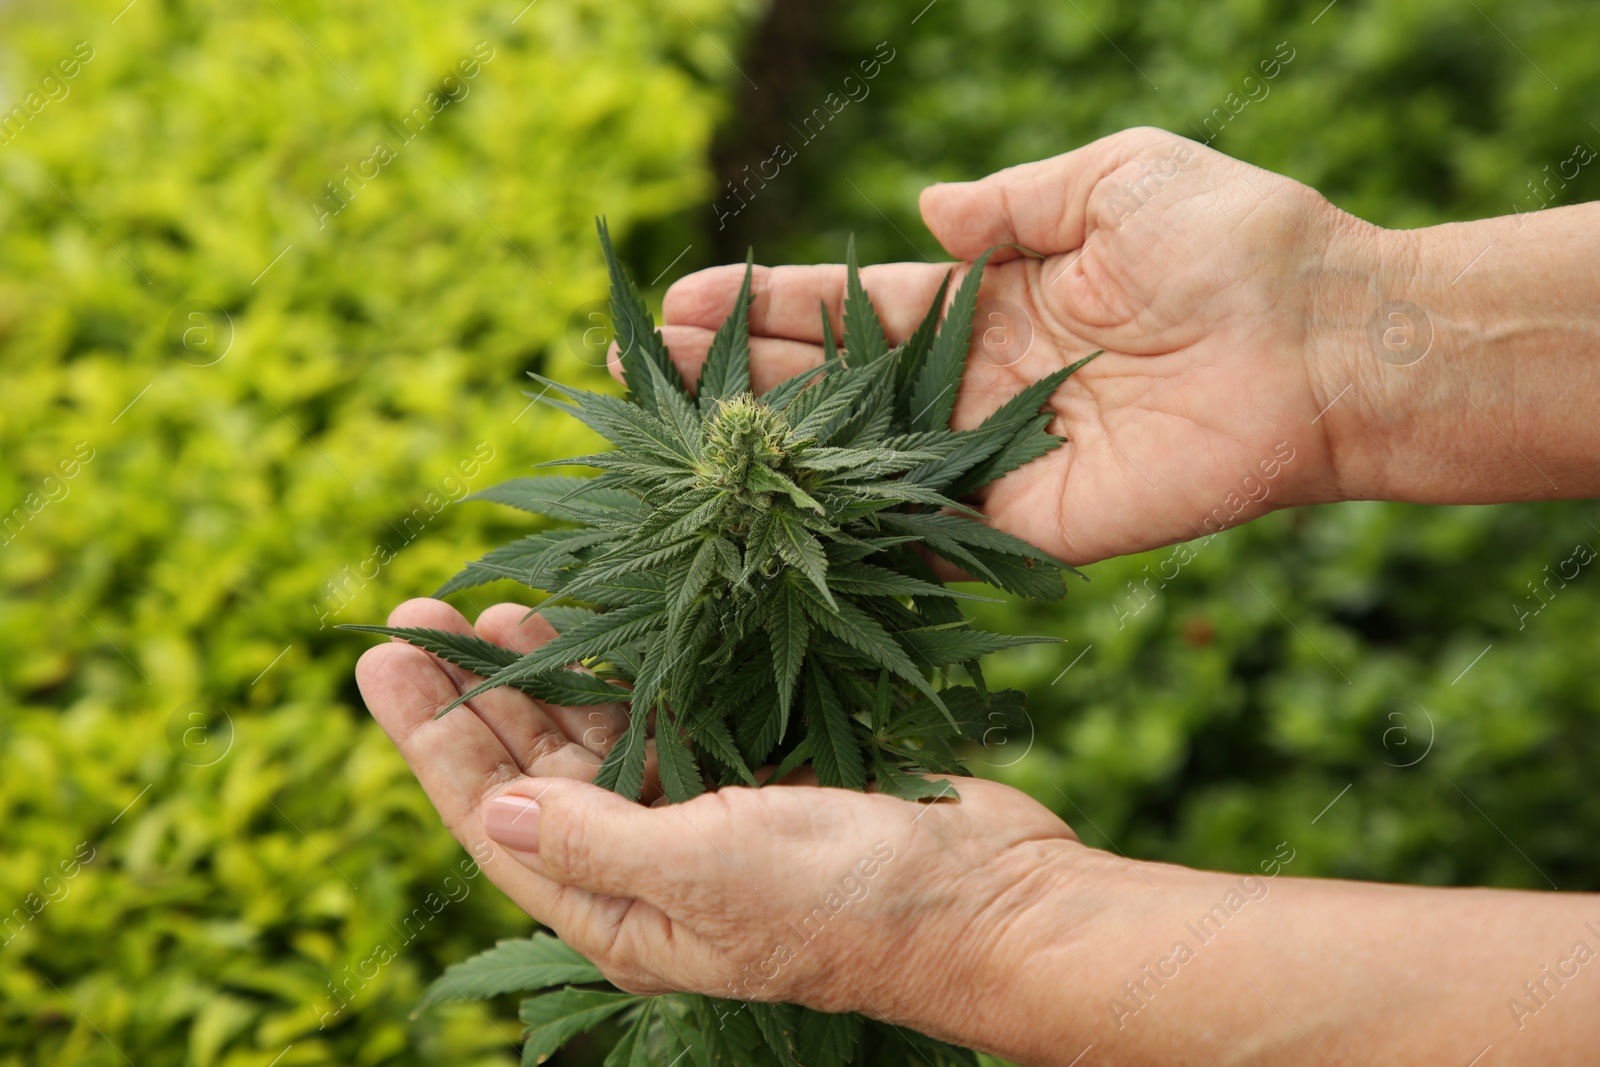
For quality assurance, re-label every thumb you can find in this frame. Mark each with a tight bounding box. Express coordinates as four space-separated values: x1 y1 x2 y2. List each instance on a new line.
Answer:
919 126 1180 259
483 778 706 905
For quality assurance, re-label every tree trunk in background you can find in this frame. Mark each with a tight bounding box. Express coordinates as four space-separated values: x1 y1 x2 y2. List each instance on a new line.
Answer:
708 0 842 262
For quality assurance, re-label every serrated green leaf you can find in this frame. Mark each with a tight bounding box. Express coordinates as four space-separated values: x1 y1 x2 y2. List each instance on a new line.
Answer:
895 627 1056 667
519 987 640 1065
870 752 957 802
436 529 615 597
656 710 705 803
909 249 993 433
415 936 604 1015
339 625 517 676
538 605 600 633
772 510 835 608
842 236 888 365
762 735 813 786
805 662 865 790
824 563 995 602
798 1009 864 1067
698 254 753 409
594 710 650 800
598 216 688 416
883 1023 985 1066
748 1003 803 1067
682 708 757 786
944 352 1099 496
877 511 1070 570
746 464 824 513
529 375 698 469
603 1001 654 1067
673 536 723 625
640 342 703 455
467 476 644 526
439 603 667 717
820 298 839 365
768 581 809 734
895 270 952 402
794 586 953 728
659 1000 714 1067
522 669 633 707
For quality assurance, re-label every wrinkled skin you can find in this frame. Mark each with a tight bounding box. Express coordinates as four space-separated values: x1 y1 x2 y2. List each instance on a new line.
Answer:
359 129 1400 1053
648 127 1370 565
356 596 1104 1037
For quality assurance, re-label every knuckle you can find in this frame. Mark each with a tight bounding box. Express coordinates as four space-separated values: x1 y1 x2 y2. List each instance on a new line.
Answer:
475 758 522 803
1118 124 1174 152
518 728 569 770
541 811 595 886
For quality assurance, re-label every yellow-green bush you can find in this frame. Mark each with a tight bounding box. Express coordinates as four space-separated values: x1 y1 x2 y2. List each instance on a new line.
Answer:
0 1 755 1063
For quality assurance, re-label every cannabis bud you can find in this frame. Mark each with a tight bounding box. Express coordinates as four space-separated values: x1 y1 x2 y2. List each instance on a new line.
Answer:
350 220 1096 1065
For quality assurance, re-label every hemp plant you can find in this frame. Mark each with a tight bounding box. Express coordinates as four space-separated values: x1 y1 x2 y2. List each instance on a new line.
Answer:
348 221 1096 1066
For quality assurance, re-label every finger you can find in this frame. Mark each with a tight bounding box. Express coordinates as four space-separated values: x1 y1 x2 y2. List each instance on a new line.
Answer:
356 643 610 930
360 619 663 959
471 603 662 802
484 778 718 911
664 262 956 346
605 325 711 387
920 127 1181 259
609 327 824 396
384 598 606 781
386 597 492 692
473 602 628 758
356 641 530 840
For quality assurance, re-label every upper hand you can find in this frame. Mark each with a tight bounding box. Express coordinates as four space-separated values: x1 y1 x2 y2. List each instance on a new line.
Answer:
652 127 1374 564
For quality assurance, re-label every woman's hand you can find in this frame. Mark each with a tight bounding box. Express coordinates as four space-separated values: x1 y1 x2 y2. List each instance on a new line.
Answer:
651 127 1377 565
658 128 1600 541
358 598 1600 1065
354 598 1119 1046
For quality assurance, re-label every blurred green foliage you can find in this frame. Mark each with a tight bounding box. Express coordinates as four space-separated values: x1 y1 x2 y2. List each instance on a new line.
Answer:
0 0 753 1063
708 0 1600 891
2 0 1598 1065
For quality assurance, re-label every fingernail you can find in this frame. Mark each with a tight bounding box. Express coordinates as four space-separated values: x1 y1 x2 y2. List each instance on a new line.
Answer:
484 795 541 852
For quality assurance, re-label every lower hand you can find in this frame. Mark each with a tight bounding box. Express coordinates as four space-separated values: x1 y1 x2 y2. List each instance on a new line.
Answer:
354 598 1106 1038
359 599 1600 1066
